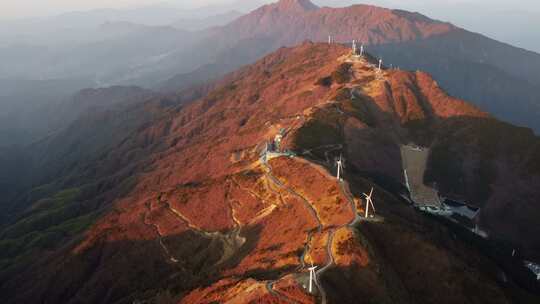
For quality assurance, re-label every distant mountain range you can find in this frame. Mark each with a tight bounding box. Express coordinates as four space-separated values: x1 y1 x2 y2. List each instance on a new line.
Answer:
170 10 242 31
2 0 540 152
159 0 540 133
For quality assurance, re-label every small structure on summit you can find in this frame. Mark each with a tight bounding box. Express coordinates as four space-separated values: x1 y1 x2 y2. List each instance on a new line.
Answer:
260 128 295 162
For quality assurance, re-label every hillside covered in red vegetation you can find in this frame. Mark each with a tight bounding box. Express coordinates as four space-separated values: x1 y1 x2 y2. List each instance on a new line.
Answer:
1 42 539 303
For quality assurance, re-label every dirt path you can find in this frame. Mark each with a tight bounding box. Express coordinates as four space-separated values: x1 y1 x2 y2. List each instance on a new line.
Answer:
340 181 362 227
294 147 370 304
260 154 327 301
316 230 335 304
261 156 323 231
261 146 364 304
265 280 299 304
160 199 246 267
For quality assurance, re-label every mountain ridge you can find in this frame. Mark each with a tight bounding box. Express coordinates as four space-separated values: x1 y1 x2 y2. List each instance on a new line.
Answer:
157 0 540 133
1 42 539 303
274 0 319 12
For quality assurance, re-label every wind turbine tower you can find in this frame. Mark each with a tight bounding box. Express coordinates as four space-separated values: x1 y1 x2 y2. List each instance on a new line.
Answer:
336 154 344 180
363 187 376 218
308 263 318 293
352 39 357 55
378 59 383 72
360 44 364 57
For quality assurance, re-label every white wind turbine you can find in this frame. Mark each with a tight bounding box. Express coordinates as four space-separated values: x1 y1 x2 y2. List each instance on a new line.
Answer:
378 59 383 72
363 187 376 218
336 154 344 181
308 263 318 293
352 39 357 55
360 44 364 57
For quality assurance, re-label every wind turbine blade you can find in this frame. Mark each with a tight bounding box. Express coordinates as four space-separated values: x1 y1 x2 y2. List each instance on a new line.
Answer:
369 187 374 197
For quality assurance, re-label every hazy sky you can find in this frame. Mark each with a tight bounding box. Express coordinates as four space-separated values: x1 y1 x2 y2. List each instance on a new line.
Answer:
2 0 539 19
1 0 539 52
0 0 157 18
0 0 228 18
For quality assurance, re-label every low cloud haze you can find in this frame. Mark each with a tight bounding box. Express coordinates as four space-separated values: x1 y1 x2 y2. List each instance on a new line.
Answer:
1 0 538 53
1 1 238 19
3 0 540 18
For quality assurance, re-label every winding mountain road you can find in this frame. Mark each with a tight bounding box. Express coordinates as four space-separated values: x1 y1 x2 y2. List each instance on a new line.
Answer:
260 143 364 304
268 132 377 303
265 280 299 304
260 154 328 301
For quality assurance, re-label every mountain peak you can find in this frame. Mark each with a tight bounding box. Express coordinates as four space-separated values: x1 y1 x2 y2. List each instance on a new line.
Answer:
275 0 318 12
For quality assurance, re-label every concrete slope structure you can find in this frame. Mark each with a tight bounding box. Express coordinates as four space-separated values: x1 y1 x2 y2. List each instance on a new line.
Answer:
400 145 441 207
1 43 540 303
